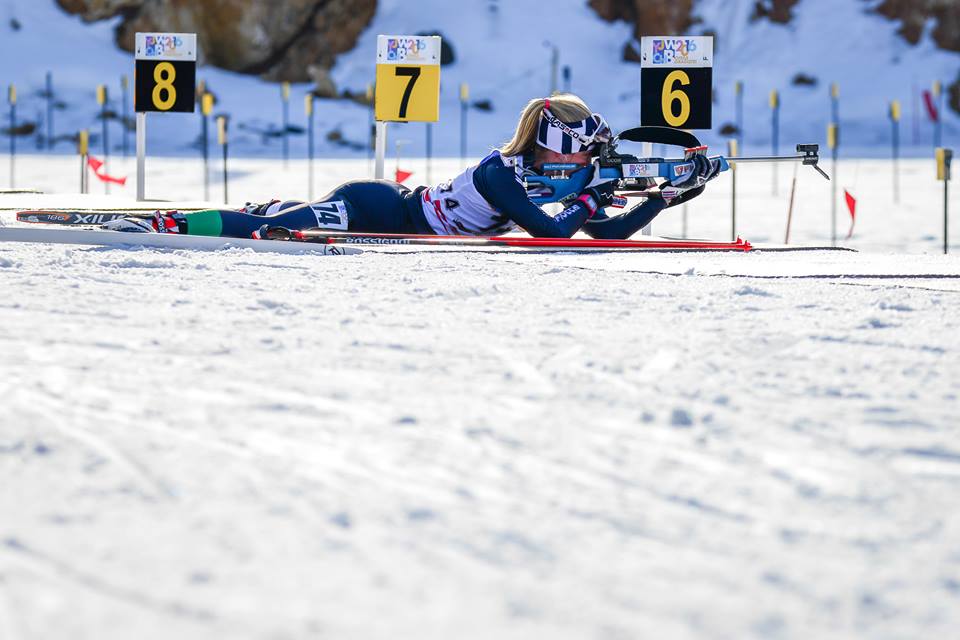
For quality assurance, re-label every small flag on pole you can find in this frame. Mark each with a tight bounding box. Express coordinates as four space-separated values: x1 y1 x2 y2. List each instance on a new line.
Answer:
844 189 857 239
88 155 127 186
395 168 413 183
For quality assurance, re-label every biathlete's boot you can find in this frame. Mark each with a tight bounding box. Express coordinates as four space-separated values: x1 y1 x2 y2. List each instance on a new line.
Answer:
243 199 281 216
101 211 187 233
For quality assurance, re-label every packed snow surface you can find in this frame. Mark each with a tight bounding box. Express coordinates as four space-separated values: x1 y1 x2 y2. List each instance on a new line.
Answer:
2 154 960 639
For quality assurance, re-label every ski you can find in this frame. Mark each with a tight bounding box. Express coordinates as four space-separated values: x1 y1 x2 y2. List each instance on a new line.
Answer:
16 210 137 225
0 226 361 255
266 228 755 252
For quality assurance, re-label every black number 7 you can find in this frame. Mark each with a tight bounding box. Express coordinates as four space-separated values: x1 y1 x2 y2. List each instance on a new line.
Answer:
395 66 421 118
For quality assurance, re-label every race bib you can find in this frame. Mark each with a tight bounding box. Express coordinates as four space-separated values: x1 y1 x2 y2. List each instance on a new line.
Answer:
310 201 349 230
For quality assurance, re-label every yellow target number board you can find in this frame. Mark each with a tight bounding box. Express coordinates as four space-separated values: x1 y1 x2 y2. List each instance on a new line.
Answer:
375 35 441 122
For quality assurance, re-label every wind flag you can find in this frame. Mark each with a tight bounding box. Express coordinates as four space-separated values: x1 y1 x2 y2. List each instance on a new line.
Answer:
87 155 127 186
395 168 413 183
844 189 857 239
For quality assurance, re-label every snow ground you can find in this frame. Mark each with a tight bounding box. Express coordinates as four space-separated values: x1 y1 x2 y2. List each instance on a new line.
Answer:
2 155 960 639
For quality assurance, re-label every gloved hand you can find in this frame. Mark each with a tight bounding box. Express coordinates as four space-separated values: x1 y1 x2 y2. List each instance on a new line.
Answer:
674 155 721 187
693 154 722 182
578 180 616 213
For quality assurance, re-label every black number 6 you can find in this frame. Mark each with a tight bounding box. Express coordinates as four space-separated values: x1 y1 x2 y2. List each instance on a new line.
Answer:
395 66 421 118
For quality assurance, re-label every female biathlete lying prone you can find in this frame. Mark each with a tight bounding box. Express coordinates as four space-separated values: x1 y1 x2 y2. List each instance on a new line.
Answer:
107 93 721 239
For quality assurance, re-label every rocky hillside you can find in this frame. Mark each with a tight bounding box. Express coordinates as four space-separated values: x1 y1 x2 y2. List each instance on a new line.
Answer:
56 0 377 91
54 0 960 112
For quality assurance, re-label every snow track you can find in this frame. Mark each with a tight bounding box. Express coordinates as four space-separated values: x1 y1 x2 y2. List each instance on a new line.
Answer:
2 237 960 639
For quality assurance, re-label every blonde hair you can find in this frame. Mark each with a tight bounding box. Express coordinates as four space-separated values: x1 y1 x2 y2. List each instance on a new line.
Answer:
499 93 594 157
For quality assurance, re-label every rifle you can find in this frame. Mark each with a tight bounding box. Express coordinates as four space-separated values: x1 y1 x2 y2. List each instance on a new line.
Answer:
524 126 829 206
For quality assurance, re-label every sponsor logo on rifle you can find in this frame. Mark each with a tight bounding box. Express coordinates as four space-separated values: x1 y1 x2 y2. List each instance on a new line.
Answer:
622 163 658 178
673 163 693 178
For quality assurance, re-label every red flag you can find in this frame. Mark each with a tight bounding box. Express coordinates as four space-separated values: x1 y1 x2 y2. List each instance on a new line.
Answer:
395 168 413 183
844 189 857 239
87 155 127 186
923 90 939 122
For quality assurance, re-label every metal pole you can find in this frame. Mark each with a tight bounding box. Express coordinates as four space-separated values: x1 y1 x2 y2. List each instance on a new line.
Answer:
217 115 229 204
937 147 952 254
729 140 737 241
223 140 228 204
202 112 209 200
945 178 949 255
46 72 53 150
79 129 88 193
426 122 432 185
784 162 798 244
641 141 653 236
892 109 900 204
121 76 128 159
562 65 571 93
307 94 315 200
367 83 374 174
826 123 838 246
544 41 558 95
830 83 839 124
102 98 110 194
460 100 467 167
460 83 469 169
681 203 688 239
735 81 744 154
281 82 290 168
374 121 386 179
8 102 14 189
136 112 146 200
732 163 737 240
771 92 779 196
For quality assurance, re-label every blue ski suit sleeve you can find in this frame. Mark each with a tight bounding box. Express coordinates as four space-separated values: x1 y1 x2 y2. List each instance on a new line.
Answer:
472 157 593 238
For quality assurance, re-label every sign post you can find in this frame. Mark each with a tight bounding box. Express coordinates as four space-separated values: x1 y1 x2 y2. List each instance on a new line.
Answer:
373 35 441 179
460 82 469 168
201 92 213 200
96 84 110 193
828 122 839 246
305 92 315 199
46 72 54 150
120 75 129 158
640 36 714 235
771 89 780 195
735 80 744 154
281 81 290 167
937 147 952 254
134 33 197 200
890 100 901 203
217 115 229 204
7 84 15 189
728 139 737 241
78 129 89 193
